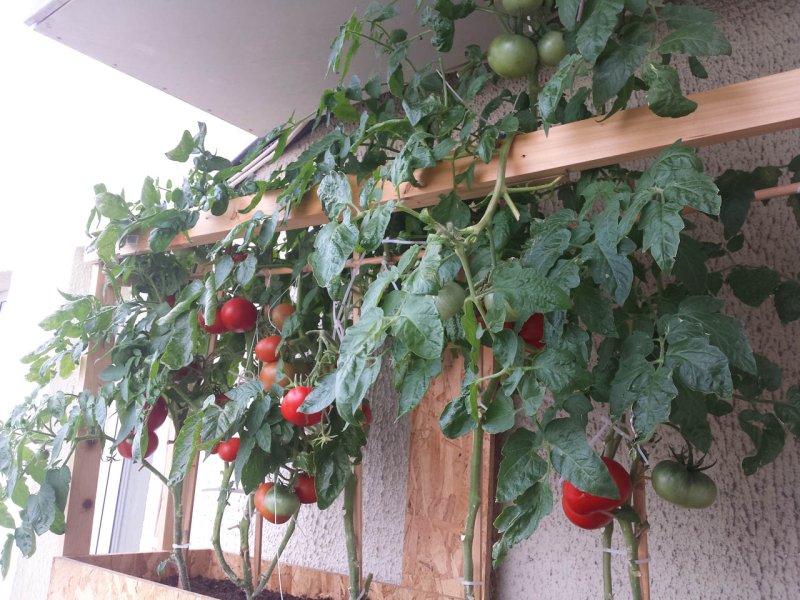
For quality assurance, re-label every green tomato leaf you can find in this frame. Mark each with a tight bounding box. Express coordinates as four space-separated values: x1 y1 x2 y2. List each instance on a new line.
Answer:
359 202 394 252
439 390 477 439
491 261 572 319
26 483 56 536
168 411 202 486
556 0 581 30
318 171 353 219
240 445 268 494
576 0 625 64
544 418 618 498
592 21 650 106
630 367 678 442
235 253 258 287
573 281 617 336
642 63 697 118
492 482 552 566
315 444 350 510
165 130 195 162
309 220 359 289
520 210 574 273
496 429 547 503
483 394 516 434
664 318 732 397
669 382 712 453
14 522 35 557
726 266 781 307
0 534 13 578
775 385 800 440
774 280 800 324
658 23 731 57
395 355 441 416
300 373 336 414
538 54 583 133
738 410 786 475
639 199 684 272
581 241 633 305
391 294 444 360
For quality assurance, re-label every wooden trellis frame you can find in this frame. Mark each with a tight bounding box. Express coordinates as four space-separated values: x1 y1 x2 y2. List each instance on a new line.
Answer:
59 68 800 599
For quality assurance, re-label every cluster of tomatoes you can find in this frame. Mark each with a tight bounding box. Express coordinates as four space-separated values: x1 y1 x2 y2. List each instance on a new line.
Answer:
486 0 567 80
561 457 632 529
118 397 168 460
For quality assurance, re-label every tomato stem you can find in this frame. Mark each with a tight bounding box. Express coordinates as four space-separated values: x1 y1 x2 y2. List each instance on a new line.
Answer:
212 463 247 589
602 522 614 600
343 468 366 600
619 518 643 600
252 508 301 596
462 423 484 600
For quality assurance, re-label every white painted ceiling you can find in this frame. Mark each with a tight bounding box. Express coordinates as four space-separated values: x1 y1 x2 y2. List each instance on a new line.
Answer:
26 1 497 135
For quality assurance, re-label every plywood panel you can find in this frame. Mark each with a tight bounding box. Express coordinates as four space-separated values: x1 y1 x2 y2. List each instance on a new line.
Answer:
52 551 458 599
118 68 800 256
399 350 493 600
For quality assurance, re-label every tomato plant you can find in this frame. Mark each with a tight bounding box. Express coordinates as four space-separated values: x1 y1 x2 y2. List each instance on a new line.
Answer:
216 437 241 462
7 4 798 600
117 433 159 460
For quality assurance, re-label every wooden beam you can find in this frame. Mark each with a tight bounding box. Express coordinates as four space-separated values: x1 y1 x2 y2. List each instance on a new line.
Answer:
63 267 112 556
118 68 800 257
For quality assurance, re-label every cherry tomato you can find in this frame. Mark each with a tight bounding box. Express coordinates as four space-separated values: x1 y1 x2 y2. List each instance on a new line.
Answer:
519 313 545 348
270 303 296 332
294 474 317 504
220 297 258 333
217 437 240 462
434 282 466 320
255 336 282 363
146 397 168 430
215 393 230 407
198 308 228 334
562 494 613 529
362 402 372 429
231 252 249 263
259 362 290 390
254 482 300 524
118 432 159 460
280 386 322 427
562 457 632 515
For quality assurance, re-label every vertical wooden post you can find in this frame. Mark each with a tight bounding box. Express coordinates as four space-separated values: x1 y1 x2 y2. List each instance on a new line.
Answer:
633 460 651 600
62 267 112 557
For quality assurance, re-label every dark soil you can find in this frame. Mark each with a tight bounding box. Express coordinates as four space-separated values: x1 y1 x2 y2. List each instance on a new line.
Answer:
162 575 333 600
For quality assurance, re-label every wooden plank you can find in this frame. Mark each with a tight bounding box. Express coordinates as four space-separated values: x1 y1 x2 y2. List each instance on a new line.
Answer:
118 68 800 256
54 550 460 599
62 267 113 557
399 351 492 600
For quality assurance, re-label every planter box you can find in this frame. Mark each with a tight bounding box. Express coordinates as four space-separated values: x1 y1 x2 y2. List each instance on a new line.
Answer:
48 550 457 599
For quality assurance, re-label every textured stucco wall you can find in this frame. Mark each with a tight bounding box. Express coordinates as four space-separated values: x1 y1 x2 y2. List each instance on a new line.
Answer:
498 1 800 598
187 1 800 598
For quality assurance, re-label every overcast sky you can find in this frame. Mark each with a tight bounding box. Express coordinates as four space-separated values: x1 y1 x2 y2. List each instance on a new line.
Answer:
0 4 254 418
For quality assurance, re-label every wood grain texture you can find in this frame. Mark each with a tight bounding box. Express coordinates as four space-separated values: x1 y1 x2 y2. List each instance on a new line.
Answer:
51 551 460 599
118 68 800 256
399 351 492 600
62 267 112 557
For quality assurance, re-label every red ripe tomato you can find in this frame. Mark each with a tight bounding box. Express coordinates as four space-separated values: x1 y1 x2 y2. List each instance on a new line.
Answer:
519 313 545 348
215 393 230 407
294 474 317 504
231 252 249 263
220 297 258 333
562 457 632 516
146 397 168 430
255 336 282 363
562 494 614 529
217 437 240 462
269 303 295 332
210 443 220 455
118 432 159 460
254 482 300 524
280 386 322 427
198 307 228 334
165 294 176 308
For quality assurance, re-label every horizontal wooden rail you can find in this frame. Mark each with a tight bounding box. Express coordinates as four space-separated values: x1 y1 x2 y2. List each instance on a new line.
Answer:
119 68 800 257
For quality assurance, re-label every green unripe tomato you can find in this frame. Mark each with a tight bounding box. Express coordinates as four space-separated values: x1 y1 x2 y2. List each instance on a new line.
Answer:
651 460 718 509
487 34 538 79
537 30 567 66
434 282 467 320
502 0 544 16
